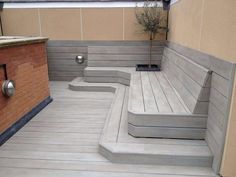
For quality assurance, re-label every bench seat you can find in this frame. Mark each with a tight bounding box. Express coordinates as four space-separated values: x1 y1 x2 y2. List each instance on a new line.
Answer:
68 78 213 168
84 66 209 139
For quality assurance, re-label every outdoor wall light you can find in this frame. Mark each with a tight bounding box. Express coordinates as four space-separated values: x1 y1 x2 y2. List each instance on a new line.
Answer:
2 80 15 97
75 55 84 64
1 64 15 97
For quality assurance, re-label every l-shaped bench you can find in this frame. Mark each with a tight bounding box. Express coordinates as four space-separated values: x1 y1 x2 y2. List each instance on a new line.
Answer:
68 43 236 174
84 47 212 139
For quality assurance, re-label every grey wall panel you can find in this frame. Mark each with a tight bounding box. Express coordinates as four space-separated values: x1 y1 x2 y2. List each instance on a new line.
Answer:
87 44 164 67
167 41 236 173
46 40 165 81
47 41 88 81
167 41 235 80
162 48 211 114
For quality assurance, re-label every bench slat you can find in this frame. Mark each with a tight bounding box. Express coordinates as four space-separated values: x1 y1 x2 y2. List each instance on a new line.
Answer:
163 56 210 101
164 48 211 87
88 46 163 54
129 72 145 113
148 72 172 113
155 72 187 113
141 72 158 113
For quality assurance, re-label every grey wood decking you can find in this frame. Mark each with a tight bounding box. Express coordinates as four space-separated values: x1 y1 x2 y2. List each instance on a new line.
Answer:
84 67 208 139
68 79 217 176
0 81 217 177
166 42 236 172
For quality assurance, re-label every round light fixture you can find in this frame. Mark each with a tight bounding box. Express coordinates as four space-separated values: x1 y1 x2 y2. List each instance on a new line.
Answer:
2 80 15 97
75 55 84 64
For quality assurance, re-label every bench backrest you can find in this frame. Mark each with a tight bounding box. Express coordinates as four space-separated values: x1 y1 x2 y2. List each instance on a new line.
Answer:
162 47 212 114
87 43 164 67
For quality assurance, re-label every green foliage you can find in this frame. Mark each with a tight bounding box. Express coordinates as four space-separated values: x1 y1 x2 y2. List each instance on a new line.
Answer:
135 0 167 40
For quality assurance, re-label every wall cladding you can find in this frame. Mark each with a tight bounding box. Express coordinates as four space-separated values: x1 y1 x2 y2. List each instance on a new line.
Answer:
167 42 236 174
47 41 87 81
0 42 50 133
1 8 167 41
47 40 165 81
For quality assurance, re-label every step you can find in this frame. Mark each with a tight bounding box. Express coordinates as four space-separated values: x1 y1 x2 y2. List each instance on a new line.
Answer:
69 78 213 168
69 77 117 93
84 67 133 86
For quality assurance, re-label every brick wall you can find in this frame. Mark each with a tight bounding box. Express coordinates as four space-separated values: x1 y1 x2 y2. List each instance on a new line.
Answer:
0 42 50 133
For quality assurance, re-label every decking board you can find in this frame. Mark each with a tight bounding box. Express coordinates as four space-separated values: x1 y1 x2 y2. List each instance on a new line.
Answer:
0 81 216 177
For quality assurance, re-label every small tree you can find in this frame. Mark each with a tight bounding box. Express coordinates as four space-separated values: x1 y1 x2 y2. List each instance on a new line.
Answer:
135 1 167 68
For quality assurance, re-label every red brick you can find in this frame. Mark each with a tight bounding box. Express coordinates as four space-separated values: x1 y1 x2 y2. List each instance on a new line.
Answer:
0 42 50 133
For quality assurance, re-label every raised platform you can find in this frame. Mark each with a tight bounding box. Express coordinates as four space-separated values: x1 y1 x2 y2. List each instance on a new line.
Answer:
84 67 208 139
69 79 213 168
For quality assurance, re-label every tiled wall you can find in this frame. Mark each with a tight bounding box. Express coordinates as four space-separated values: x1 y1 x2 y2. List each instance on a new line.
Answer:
1 8 167 41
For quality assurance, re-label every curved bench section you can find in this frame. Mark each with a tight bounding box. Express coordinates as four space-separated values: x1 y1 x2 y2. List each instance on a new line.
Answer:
84 66 209 139
69 78 213 167
84 67 132 86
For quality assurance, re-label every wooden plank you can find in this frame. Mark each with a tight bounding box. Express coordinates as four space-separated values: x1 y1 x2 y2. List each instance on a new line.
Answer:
205 130 223 172
164 66 209 114
1 143 98 153
163 56 210 101
164 48 211 86
0 150 108 162
14 131 100 140
101 85 126 142
48 59 87 67
155 72 187 113
47 40 166 47
0 167 214 177
211 72 230 98
88 54 162 61
128 113 207 128
129 72 144 112
141 72 158 112
128 124 206 140
148 72 172 113
7 136 98 146
21 126 102 134
88 46 163 54
163 63 196 113
210 56 235 79
209 87 228 115
48 52 87 59
88 60 161 67
166 42 211 69
207 103 224 130
47 46 87 53
48 65 86 71
84 69 130 80
26 122 105 128
85 77 130 86
167 41 235 79
0 159 215 176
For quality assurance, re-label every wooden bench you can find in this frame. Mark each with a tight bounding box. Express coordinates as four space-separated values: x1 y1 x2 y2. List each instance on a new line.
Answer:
128 48 212 139
69 78 213 168
84 47 212 140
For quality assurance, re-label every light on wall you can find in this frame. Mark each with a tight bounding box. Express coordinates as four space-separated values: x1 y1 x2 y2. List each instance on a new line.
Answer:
0 64 15 97
75 55 85 64
2 80 15 97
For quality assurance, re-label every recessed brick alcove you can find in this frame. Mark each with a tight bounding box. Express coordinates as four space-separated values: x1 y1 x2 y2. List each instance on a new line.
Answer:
0 40 51 135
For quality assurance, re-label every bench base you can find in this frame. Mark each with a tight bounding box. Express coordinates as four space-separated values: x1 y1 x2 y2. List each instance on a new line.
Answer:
69 78 213 168
128 124 206 139
84 67 208 139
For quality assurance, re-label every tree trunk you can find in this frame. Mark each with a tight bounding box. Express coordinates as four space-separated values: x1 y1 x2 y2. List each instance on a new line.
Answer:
149 33 153 68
